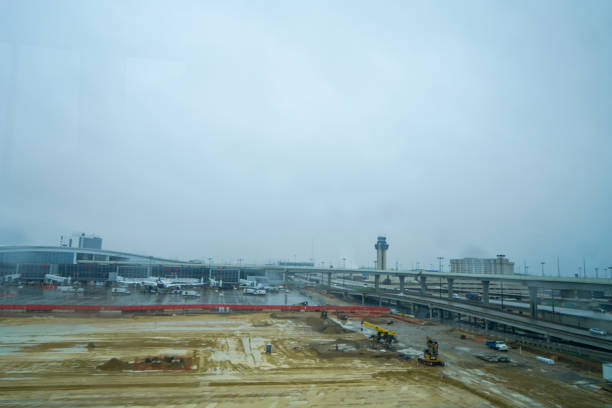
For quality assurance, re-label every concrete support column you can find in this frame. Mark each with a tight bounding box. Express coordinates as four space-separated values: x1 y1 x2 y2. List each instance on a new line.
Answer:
447 278 454 299
399 276 405 293
361 294 365 305
327 272 331 287
410 303 415 315
529 286 538 318
419 276 427 296
374 274 380 292
428 305 433 319
484 319 488 333
378 296 382 306
482 280 490 305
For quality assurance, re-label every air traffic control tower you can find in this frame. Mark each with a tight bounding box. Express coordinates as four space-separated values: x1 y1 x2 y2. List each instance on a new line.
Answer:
374 236 389 270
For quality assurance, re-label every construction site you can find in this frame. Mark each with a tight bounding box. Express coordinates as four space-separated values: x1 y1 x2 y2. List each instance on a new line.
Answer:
0 296 610 408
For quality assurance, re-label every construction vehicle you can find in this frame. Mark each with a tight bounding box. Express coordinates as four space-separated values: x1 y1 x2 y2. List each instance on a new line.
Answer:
418 337 444 366
361 321 396 346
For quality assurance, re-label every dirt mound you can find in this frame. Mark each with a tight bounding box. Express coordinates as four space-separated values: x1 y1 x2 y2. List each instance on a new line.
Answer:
97 358 129 371
309 340 402 360
305 317 348 334
97 355 192 371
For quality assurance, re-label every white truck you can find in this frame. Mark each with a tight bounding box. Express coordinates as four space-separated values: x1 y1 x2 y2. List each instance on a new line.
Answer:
485 340 509 351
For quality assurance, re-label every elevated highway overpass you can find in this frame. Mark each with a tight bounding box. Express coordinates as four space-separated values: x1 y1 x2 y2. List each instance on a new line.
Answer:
316 282 612 359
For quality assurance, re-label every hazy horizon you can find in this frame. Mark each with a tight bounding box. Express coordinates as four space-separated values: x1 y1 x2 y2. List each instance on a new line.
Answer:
1 1 611 277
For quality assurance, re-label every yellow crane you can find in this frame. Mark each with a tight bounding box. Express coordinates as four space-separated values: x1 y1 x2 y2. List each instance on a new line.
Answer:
418 337 444 366
361 321 396 346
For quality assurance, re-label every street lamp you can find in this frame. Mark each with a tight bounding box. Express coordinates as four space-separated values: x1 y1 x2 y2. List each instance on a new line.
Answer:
540 262 545 277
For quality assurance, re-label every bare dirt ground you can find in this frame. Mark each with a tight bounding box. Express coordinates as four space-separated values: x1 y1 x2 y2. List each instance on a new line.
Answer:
0 311 610 407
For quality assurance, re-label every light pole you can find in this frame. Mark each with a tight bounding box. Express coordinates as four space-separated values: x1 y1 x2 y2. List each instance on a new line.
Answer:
609 267 612 279
501 281 504 311
437 256 444 273
342 257 346 269
540 262 545 277
595 267 599 279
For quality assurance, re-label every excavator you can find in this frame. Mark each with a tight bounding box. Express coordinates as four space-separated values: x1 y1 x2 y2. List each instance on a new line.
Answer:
418 337 444 366
361 321 396 346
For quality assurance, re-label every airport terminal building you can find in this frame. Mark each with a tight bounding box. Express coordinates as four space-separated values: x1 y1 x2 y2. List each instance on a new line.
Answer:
0 245 242 285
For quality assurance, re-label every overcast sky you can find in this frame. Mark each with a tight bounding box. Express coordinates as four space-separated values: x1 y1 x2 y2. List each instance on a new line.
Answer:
0 0 610 276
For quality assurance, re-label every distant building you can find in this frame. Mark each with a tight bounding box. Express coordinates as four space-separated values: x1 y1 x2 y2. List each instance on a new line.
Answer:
60 233 102 250
450 255 514 275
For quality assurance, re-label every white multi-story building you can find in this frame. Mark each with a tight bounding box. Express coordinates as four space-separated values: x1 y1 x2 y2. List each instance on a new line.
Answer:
450 255 514 275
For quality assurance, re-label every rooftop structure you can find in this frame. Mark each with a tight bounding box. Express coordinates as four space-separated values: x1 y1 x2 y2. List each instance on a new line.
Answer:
60 233 103 250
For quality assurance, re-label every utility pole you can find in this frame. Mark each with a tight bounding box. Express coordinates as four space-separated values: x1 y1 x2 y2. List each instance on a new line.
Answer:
540 261 545 277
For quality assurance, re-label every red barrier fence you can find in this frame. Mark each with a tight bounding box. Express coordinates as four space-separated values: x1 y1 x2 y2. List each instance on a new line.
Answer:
0 304 389 312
